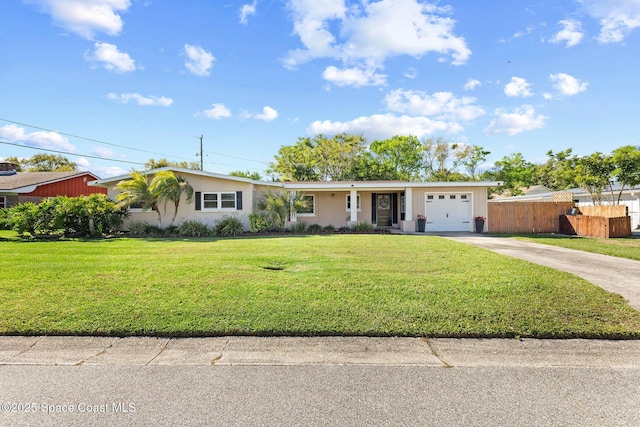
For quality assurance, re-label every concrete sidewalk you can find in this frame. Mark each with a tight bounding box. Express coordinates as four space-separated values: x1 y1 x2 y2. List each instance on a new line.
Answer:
1 336 638 367
443 234 640 311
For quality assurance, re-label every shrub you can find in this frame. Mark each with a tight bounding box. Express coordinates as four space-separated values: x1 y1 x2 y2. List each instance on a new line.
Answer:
178 220 210 237
290 221 307 234
58 194 126 236
127 221 153 236
322 225 335 233
249 213 269 233
352 221 375 232
0 208 10 230
214 216 244 237
306 223 324 233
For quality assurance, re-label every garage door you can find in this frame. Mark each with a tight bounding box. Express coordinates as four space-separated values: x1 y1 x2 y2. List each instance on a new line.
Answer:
424 193 472 231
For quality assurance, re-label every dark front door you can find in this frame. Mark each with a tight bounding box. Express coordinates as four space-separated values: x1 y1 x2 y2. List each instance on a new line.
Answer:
376 194 392 226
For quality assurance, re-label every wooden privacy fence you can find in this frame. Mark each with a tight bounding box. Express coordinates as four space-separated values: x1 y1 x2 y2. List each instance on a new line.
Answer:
488 201 574 233
578 205 628 218
560 215 632 238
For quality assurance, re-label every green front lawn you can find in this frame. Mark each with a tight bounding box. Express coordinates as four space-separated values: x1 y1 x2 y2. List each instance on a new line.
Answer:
512 234 640 261
1 233 639 338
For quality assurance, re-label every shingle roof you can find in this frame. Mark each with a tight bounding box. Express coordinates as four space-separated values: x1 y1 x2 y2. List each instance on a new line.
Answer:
0 172 97 192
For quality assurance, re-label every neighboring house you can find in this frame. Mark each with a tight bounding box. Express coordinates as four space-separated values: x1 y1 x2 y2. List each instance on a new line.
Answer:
91 167 500 232
493 185 640 230
0 162 107 209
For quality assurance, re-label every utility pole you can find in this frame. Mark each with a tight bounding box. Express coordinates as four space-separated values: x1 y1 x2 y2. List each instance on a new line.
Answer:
199 135 203 171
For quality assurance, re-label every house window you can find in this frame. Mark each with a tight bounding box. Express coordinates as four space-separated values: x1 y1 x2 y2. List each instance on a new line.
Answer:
297 195 315 216
202 192 236 210
0 196 5 208
346 194 361 211
128 201 145 212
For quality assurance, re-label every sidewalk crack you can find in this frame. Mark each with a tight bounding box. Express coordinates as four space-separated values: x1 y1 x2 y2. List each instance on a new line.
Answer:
422 337 453 368
146 338 172 366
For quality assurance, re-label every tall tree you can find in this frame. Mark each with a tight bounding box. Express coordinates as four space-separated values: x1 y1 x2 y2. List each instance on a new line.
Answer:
422 137 472 181
268 134 367 181
229 170 263 181
462 145 490 181
8 154 77 171
484 153 536 196
575 152 614 205
533 149 579 190
369 135 423 181
610 145 640 204
145 158 201 170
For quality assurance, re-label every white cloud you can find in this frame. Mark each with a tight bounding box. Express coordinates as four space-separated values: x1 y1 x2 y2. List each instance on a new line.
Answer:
107 92 173 106
384 89 485 121
0 124 76 151
92 165 127 177
308 113 461 140
513 24 535 39
250 106 279 121
27 0 131 39
86 42 136 73
75 157 91 168
549 73 588 96
239 1 257 25
202 103 232 119
283 0 470 80
484 105 547 136
404 67 418 79
504 76 533 97
549 19 584 47
92 146 115 158
464 78 481 91
184 44 215 76
322 66 387 87
580 0 640 43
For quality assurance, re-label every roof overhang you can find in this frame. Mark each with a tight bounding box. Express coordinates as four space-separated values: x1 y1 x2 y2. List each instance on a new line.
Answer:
89 167 281 188
283 181 502 192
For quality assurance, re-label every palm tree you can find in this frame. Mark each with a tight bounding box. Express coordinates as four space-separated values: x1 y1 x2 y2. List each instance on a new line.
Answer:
149 171 194 227
115 171 161 225
115 170 194 227
257 191 308 228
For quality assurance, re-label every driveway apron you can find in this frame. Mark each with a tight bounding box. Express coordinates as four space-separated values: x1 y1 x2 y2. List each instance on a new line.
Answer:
443 235 640 312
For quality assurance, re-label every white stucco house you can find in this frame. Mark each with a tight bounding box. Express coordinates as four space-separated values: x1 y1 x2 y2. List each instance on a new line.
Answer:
90 167 500 233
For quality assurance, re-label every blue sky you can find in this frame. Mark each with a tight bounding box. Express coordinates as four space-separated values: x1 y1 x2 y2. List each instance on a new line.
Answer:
1 0 639 178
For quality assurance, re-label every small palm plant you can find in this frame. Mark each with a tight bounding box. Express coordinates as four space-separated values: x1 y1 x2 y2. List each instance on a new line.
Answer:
257 191 309 229
116 170 193 227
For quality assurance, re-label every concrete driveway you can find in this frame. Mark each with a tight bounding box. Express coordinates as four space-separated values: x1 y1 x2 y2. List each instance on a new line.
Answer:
443 234 640 311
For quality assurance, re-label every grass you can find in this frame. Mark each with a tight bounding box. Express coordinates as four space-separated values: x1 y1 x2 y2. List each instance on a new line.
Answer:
1 232 640 338
510 234 640 261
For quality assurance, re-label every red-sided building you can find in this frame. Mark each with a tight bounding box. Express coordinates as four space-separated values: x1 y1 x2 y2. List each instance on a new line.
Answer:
0 162 107 208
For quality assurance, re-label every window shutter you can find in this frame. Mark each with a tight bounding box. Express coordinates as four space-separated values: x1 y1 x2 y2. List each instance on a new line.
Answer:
195 192 201 210
236 191 243 210
392 193 398 224
371 193 377 223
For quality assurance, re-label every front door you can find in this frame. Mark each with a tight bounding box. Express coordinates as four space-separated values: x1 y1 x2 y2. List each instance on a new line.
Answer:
377 194 392 226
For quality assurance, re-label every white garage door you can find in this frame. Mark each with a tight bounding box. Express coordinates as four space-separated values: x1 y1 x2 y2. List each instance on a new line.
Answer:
424 193 472 232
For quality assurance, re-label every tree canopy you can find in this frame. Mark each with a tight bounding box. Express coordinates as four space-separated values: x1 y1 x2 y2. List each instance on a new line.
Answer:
5 154 77 172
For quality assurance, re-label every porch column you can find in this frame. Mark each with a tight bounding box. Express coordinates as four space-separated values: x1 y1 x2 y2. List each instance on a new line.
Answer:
289 190 297 222
401 188 415 232
350 189 358 222
404 188 413 221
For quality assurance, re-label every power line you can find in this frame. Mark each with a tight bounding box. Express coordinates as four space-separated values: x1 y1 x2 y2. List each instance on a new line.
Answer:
0 117 195 161
0 140 146 166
